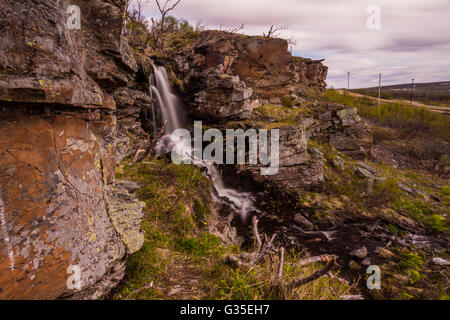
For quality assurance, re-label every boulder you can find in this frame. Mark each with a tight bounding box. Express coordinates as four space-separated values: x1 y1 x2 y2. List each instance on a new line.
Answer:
0 0 146 299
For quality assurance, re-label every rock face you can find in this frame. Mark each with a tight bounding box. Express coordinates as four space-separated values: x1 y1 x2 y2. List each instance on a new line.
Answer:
165 31 328 120
307 105 373 158
0 0 147 299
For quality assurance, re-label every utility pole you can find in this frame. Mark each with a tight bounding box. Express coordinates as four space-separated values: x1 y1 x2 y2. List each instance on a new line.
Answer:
377 73 382 105
411 78 415 105
347 72 350 93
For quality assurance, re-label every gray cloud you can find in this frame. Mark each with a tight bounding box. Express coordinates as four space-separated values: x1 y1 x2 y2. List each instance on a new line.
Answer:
135 0 450 88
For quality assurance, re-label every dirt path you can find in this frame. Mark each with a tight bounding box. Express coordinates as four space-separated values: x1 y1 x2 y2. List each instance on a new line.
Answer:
336 90 450 114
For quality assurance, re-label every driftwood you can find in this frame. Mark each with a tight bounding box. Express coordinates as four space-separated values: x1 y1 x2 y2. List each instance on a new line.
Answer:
225 216 338 297
133 120 168 163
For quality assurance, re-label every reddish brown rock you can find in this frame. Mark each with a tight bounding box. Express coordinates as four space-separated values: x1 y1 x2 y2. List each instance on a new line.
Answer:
0 0 146 299
164 31 328 120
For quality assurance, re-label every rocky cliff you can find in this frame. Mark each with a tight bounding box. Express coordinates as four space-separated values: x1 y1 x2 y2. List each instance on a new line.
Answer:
0 0 149 299
159 30 328 120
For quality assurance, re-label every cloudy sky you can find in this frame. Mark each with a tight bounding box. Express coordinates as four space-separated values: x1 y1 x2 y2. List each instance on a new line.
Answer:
137 0 450 88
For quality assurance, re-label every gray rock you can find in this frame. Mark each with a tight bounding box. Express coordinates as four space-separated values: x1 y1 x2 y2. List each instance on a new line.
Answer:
356 167 375 179
398 182 414 194
350 246 368 259
357 162 378 175
332 156 345 169
336 108 360 126
361 258 372 266
232 87 253 102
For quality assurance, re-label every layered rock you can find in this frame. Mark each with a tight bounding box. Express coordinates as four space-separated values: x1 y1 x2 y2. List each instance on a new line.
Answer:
241 125 325 193
163 31 328 120
308 104 373 158
0 0 147 299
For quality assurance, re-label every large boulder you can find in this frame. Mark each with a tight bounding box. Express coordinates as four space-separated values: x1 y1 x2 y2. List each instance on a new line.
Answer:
0 0 146 299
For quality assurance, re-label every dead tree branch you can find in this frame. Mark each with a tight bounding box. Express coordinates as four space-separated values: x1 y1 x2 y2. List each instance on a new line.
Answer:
225 216 338 297
152 0 182 47
285 255 337 291
223 23 245 34
133 120 168 163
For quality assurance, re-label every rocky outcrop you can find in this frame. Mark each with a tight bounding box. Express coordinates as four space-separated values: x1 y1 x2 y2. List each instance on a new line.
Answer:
307 105 373 158
243 125 325 193
163 31 327 121
0 0 148 299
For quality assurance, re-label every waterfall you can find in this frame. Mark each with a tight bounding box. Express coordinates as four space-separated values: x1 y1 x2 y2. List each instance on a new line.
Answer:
150 64 183 134
150 64 257 221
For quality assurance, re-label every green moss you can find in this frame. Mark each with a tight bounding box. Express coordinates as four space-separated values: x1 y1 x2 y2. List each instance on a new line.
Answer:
174 233 223 256
388 224 399 235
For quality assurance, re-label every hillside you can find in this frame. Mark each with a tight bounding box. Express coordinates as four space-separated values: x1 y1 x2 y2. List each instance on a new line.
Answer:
352 81 450 107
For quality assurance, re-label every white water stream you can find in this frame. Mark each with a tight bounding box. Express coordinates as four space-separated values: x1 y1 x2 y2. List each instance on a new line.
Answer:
150 64 257 220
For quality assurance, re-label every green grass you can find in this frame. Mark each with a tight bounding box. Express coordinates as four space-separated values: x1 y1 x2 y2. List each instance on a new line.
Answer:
113 157 352 300
324 89 450 142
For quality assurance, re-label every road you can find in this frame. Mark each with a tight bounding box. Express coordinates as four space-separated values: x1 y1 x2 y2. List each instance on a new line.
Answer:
336 90 450 115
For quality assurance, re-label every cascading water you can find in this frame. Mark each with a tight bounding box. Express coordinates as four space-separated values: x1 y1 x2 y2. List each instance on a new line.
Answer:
150 63 257 221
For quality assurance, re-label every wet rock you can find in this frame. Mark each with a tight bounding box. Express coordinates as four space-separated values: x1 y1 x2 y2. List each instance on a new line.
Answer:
350 246 368 259
293 214 314 231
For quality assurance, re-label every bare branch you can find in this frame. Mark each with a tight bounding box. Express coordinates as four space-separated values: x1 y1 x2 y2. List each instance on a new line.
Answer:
286 255 337 291
223 23 245 34
133 120 168 163
252 216 262 252
277 247 285 281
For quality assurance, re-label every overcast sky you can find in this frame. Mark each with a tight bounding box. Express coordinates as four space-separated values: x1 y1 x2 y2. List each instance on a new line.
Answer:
137 0 450 88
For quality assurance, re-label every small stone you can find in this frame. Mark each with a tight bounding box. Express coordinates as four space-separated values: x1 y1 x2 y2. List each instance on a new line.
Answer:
361 258 371 266
269 97 281 105
332 156 345 169
398 182 414 194
350 246 368 259
432 257 450 266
